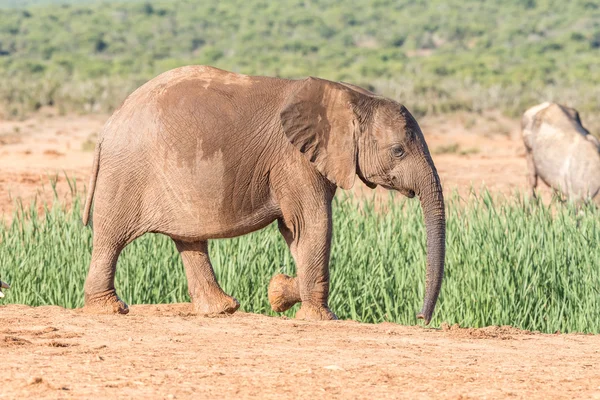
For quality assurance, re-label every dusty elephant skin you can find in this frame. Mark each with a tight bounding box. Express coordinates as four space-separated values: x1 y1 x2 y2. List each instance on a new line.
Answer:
82 65 445 322
521 102 600 204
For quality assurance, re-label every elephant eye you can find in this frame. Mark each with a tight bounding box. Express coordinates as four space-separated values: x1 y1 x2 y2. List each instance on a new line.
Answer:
391 145 405 158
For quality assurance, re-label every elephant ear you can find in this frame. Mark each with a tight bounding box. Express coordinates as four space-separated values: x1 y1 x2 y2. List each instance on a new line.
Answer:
586 133 600 151
563 105 593 137
563 106 583 126
280 77 360 189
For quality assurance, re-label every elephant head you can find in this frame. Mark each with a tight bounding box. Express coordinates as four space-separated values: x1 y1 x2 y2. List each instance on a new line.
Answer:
280 77 445 324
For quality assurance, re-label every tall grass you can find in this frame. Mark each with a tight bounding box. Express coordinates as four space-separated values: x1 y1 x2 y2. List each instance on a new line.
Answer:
0 191 599 333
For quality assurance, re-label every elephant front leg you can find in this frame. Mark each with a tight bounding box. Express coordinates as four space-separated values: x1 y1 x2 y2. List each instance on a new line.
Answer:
269 217 337 320
268 273 301 312
174 240 240 315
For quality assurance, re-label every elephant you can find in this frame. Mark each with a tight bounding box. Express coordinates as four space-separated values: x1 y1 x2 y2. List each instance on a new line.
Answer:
82 65 446 322
521 102 600 204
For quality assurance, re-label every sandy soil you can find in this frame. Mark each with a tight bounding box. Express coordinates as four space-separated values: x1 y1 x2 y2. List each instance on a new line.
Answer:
1 304 599 399
0 110 103 217
1 111 592 399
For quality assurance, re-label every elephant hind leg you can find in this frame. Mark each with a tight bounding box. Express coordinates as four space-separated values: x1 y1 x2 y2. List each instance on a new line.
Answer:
174 240 240 315
83 234 130 315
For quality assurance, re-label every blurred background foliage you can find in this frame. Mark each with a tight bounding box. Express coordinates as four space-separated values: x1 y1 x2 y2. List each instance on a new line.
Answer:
0 0 598 128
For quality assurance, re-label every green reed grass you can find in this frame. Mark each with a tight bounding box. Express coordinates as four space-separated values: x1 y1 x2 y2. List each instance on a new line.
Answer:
1 190 599 333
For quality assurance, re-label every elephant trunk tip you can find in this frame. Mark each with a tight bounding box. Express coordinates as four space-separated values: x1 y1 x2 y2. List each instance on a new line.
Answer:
416 308 433 325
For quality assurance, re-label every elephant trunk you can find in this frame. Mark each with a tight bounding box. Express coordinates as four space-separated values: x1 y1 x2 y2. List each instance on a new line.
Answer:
415 163 446 325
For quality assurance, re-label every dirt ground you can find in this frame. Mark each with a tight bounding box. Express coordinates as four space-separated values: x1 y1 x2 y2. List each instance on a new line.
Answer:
1 304 599 399
1 110 596 399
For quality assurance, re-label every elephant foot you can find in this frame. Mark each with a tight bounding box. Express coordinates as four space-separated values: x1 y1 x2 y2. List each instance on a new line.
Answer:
192 293 240 315
269 274 336 320
295 303 337 321
83 290 129 315
268 274 301 312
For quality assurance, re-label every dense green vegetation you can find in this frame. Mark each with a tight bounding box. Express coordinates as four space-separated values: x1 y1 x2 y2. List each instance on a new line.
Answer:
1 190 599 333
0 0 599 128
0 0 110 8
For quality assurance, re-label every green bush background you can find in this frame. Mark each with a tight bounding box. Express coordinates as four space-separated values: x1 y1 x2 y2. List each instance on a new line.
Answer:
0 0 599 130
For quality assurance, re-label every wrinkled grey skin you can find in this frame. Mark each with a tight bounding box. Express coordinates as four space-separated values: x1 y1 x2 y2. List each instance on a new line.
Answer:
82 65 445 322
522 102 600 204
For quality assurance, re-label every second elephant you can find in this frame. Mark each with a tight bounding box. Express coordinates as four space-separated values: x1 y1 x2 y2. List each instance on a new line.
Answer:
521 102 600 204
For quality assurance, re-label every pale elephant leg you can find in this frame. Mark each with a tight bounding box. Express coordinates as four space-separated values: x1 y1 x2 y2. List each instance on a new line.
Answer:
174 240 239 315
526 151 538 198
84 236 129 314
273 214 337 321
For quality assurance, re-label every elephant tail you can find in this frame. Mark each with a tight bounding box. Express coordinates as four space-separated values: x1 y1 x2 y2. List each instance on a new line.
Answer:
82 141 101 226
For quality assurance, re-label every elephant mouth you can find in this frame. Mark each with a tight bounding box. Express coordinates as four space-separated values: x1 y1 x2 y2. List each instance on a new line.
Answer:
357 169 378 189
378 182 415 198
400 189 416 198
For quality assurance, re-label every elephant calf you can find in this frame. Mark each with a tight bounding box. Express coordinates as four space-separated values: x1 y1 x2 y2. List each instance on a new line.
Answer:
521 102 600 204
82 65 445 322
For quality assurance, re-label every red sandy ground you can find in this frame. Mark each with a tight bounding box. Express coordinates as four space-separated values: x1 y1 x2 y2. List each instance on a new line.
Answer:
1 304 599 399
1 111 598 399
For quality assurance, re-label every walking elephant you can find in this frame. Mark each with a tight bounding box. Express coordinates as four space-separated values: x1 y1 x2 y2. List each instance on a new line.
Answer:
82 65 446 322
521 102 600 204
